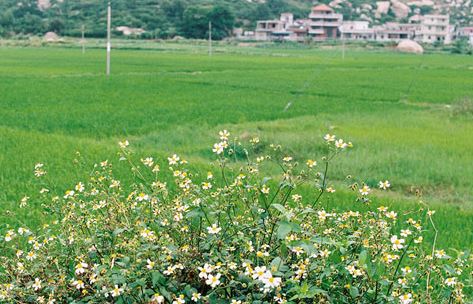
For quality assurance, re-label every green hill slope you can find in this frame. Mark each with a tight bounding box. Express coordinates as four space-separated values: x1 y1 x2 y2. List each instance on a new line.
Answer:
0 0 314 38
0 0 471 38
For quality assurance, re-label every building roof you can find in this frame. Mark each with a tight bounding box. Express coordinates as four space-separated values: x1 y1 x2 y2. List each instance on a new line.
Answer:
312 4 334 12
423 14 449 18
257 20 282 24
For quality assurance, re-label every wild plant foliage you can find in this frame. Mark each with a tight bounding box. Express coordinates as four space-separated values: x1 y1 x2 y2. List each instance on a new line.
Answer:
0 132 471 303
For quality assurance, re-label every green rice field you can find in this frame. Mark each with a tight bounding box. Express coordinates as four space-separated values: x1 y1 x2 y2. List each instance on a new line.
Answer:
0 41 472 249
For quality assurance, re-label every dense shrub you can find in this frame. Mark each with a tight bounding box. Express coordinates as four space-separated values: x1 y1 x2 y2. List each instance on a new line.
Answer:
0 132 471 303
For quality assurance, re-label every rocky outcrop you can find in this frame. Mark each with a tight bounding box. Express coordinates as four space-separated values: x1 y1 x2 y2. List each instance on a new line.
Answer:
391 0 411 18
408 0 435 7
376 1 391 18
37 0 51 10
329 0 345 8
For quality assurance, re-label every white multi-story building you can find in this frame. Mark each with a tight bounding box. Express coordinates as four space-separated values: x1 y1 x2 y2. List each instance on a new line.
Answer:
308 4 343 40
255 19 286 41
287 19 311 42
255 13 310 42
340 22 419 42
374 22 418 42
253 7 455 45
418 14 453 44
340 21 375 40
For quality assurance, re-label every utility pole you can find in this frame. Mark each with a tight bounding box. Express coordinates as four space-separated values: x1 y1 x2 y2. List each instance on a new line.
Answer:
106 1 112 76
81 24 85 54
208 21 212 57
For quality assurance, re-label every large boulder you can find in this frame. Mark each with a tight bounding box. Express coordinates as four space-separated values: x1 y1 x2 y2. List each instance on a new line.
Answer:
329 0 345 8
391 0 410 18
376 1 391 18
397 40 424 54
37 0 51 10
44 32 59 42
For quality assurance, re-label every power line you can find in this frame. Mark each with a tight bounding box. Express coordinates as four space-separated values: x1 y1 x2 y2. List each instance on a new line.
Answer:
400 54 426 103
284 42 347 112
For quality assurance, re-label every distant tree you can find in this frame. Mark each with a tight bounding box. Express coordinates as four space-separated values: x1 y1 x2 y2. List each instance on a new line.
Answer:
181 5 210 39
208 5 235 40
162 0 186 23
252 4 272 21
379 11 396 24
266 0 290 15
339 3 354 20
451 38 472 54
22 13 46 34
0 0 291 37
419 6 434 15
48 18 65 33
0 10 14 29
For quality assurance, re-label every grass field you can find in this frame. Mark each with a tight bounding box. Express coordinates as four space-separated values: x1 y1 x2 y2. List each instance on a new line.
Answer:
0 42 472 249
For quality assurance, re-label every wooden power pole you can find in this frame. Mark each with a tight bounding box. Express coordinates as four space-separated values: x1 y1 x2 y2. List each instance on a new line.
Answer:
208 21 212 57
81 24 85 54
106 1 112 76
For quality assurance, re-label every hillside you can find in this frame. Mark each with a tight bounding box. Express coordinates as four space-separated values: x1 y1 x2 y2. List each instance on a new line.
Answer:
0 0 471 38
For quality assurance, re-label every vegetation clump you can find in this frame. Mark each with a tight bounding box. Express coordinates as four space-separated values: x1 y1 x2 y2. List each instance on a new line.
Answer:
0 132 471 303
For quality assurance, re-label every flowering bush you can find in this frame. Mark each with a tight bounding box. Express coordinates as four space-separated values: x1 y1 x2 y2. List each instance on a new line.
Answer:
1 131 472 303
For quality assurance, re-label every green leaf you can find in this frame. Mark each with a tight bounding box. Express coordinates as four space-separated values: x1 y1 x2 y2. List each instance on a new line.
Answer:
277 221 292 239
208 294 229 303
379 279 390 286
113 228 126 235
271 203 287 214
309 287 327 297
443 264 456 275
262 177 272 184
289 222 301 233
186 209 204 219
270 257 283 271
129 279 145 289
350 286 359 298
151 271 165 287
115 297 125 304
358 250 368 267
289 283 327 300
159 287 172 301
281 243 288 257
